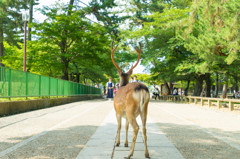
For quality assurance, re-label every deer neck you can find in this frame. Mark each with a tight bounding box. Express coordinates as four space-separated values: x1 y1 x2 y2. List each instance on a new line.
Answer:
119 72 131 87
120 79 129 87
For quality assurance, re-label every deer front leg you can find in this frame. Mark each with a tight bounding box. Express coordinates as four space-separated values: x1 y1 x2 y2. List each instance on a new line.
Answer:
116 114 121 146
125 119 129 147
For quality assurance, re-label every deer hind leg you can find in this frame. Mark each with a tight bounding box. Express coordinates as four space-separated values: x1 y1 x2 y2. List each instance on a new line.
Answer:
116 114 121 146
125 119 129 147
140 109 150 158
125 115 139 159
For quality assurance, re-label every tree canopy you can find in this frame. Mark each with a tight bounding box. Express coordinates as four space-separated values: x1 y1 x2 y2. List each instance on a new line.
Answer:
1 0 240 97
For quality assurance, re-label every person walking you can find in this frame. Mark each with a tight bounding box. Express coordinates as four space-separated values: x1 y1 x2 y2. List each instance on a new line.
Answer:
173 87 178 96
106 77 114 99
153 86 160 100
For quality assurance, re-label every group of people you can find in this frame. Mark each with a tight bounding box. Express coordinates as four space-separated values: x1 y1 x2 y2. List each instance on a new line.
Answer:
106 75 138 99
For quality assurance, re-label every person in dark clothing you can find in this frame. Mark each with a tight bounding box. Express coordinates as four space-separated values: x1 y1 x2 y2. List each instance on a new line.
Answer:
153 86 160 100
106 77 114 99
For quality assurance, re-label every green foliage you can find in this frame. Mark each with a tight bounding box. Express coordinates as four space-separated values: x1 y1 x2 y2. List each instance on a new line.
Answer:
121 0 193 85
132 73 151 85
2 3 118 85
1 41 23 69
2 0 240 93
178 0 240 71
0 0 28 46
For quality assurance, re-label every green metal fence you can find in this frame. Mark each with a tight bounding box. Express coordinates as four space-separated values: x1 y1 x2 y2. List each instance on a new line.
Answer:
0 66 101 99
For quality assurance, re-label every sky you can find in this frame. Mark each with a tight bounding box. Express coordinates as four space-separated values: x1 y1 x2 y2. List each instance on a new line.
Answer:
35 0 148 74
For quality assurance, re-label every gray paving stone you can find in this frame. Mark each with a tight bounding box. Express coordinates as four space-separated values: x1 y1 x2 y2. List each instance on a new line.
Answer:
75 108 185 159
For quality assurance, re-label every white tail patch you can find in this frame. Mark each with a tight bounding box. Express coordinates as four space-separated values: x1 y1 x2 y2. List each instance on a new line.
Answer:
132 90 149 112
140 90 144 112
140 90 149 112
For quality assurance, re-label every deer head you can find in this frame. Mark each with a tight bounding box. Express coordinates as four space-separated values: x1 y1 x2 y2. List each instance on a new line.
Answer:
111 41 142 87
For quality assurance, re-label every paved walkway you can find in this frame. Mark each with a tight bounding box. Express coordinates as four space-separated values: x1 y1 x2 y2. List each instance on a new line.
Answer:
1 100 240 159
76 108 184 159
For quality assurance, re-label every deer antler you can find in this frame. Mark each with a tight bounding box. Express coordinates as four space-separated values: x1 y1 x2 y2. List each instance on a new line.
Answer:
127 42 142 73
111 41 122 72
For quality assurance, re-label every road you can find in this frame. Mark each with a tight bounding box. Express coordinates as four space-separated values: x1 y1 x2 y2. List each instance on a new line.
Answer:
0 99 240 159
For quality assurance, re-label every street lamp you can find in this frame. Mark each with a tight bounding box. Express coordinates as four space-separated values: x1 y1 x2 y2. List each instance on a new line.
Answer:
22 10 29 72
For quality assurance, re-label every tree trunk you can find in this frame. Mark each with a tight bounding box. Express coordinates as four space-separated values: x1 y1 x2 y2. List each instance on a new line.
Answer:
76 73 80 83
0 17 4 66
28 0 34 41
61 61 69 80
164 82 170 95
184 80 190 96
193 74 204 96
233 76 239 92
200 82 206 97
169 82 173 95
214 72 219 97
205 73 211 97
69 73 74 81
221 72 229 98
67 0 74 15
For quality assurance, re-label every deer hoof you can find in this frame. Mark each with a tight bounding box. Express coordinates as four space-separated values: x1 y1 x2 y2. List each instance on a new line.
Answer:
115 143 120 147
124 143 128 147
124 154 132 159
145 153 150 158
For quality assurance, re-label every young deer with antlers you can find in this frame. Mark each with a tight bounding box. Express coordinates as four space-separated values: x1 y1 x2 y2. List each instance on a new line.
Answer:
111 41 150 159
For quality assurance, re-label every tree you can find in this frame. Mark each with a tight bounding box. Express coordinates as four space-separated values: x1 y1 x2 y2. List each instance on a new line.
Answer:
0 0 28 65
121 1 194 94
83 0 129 39
28 0 39 41
178 0 240 97
31 6 110 79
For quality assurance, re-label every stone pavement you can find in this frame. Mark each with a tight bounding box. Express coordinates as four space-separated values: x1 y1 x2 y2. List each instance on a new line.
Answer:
76 108 185 159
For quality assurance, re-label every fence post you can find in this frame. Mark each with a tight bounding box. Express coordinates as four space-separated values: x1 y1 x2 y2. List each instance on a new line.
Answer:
217 100 222 109
194 98 197 104
57 79 58 98
229 101 234 111
201 98 204 106
39 75 41 98
49 77 51 98
63 81 64 97
26 72 28 100
208 99 211 108
8 69 11 100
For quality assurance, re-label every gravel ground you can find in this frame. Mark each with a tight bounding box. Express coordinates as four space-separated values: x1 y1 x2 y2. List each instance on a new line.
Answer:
0 99 240 159
0 99 112 159
149 100 240 159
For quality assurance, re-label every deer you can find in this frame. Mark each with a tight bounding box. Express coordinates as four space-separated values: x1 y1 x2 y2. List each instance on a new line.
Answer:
111 41 150 159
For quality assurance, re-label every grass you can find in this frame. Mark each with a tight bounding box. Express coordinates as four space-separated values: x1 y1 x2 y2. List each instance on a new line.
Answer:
0 96 66 102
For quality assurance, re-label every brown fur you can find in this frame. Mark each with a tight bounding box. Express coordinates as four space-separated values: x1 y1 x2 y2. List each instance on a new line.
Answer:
114 82 150 159
111 41 150 158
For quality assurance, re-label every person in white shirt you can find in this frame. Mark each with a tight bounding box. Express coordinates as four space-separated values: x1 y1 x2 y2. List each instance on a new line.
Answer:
132 75 138 82
173 88 178 96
